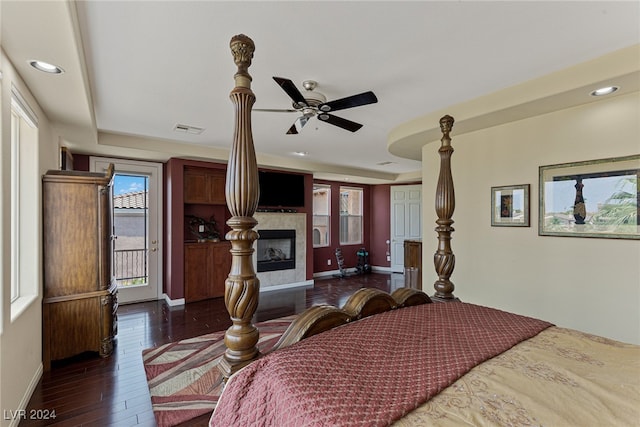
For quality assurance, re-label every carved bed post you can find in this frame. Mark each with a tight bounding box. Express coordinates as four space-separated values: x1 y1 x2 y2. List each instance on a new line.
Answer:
219 34 261 379
432 115 457 301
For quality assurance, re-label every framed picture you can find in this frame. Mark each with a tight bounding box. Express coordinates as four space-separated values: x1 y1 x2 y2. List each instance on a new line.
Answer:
491 184 530 227
539 154 639 239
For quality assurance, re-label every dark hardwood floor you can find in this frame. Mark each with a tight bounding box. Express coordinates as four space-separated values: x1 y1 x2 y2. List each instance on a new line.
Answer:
20 272 405 427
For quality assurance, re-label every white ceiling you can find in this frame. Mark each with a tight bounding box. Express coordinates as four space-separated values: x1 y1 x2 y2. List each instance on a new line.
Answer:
2 1 639 183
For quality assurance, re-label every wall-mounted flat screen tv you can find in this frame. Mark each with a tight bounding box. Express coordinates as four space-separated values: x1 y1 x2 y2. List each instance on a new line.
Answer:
258 171 305 208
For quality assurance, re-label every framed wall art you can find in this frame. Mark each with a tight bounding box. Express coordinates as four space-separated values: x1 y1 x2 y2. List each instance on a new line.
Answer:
539 154 639 239
491 184 530 227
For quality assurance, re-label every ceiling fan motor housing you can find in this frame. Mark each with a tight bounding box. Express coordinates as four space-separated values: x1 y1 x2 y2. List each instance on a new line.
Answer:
293 89 326 109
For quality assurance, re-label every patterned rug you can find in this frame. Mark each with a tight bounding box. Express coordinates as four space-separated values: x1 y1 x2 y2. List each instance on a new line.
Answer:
142 316 296 427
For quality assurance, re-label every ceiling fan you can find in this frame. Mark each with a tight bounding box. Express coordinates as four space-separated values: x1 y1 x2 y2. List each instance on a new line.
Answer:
256 77 378 134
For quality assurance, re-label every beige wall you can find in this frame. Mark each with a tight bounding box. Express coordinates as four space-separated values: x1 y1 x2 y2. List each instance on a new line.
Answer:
422 91 640 345
0 48 58 425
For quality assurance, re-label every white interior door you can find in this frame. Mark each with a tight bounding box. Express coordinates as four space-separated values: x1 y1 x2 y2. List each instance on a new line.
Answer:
91 157 163 303
390 185 422 273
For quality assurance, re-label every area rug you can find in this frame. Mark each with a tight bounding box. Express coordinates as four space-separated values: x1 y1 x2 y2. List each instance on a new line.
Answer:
142 315 296 427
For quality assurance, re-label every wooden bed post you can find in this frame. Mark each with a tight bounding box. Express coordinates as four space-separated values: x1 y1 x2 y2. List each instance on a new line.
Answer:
432 115 457 301
219 34 261 379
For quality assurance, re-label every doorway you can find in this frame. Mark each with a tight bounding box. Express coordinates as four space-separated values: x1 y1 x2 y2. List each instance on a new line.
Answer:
91 157 163 303
390 185 422 273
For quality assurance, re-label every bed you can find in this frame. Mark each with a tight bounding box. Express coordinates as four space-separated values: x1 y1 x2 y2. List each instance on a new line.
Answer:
209 34 640 426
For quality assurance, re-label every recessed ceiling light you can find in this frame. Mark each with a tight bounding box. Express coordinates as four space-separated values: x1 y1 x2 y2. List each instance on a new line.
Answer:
590 86 619 97
29 60 64 74
294 151 308 156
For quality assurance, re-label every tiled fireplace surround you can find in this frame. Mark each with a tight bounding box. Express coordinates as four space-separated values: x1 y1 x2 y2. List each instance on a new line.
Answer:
253 212 312 291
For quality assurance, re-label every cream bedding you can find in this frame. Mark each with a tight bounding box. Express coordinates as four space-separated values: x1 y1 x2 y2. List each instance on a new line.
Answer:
395 326 640 426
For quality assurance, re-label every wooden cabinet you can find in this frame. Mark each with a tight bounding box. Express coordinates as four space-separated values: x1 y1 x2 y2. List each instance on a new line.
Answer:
404 239 422 290
42 165 117 370
184 166 225 204
182 164 230 302
184 241 231 302
166 159 231 302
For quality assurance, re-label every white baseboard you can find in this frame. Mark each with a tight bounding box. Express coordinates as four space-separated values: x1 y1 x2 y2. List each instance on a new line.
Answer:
8 363 43 427
162 268 393 305
313 269 343 278
260 280 314 293
314 266 394 278
162 282 315 305
313 270 334 278
163 293 185 306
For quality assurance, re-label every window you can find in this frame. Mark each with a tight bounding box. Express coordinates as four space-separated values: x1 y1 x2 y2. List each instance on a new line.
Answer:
339 187 363 245
312 184 330 247
10 86 39 317
112 174 150 287
10 108 19 302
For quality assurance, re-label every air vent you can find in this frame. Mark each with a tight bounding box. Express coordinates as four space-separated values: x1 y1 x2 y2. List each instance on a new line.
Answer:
173 124 205 135
376 161 395 166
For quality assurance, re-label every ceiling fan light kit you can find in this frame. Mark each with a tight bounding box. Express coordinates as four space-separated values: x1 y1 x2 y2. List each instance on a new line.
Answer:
262 77 378 134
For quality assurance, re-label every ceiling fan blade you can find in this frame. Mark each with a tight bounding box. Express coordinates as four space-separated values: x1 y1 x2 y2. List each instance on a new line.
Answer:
286 115 310 135
317 113 363 132
254 108 298 113
318 91 377 113
273 77 308 106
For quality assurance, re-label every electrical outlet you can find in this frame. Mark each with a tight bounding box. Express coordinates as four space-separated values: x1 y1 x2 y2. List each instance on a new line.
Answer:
387 255 391 261
327 259 331 265
198 225 205 232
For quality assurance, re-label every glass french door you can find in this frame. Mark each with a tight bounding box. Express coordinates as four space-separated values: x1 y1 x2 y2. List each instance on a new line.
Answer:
91 157 163 303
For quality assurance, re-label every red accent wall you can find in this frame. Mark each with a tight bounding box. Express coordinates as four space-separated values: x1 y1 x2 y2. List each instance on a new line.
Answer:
303 174 314 281
76 153 411 285
312 180 373 273
369 184 391 268
72 154 90 171
165 158 184 300
312 181 422 274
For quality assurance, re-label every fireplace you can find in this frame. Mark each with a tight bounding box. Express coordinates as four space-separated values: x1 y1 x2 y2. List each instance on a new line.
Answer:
256 229 296 273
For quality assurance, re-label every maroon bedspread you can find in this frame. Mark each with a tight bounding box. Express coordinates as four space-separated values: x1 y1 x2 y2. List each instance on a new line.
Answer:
210 302 552 427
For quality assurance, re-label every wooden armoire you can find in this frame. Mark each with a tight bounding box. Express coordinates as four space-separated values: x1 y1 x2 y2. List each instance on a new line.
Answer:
42 164 117 370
